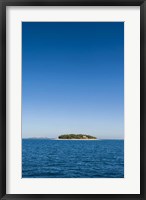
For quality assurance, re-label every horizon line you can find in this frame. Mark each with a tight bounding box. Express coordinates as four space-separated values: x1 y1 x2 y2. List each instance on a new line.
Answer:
22 137 124 140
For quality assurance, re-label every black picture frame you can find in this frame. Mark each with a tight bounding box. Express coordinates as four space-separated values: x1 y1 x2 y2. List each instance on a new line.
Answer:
0 0 145 199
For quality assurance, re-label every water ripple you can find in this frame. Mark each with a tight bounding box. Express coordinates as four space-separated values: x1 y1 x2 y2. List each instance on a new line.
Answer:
22 139 124 178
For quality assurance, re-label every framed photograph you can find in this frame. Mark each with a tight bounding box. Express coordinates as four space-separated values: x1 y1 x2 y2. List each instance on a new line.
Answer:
0 0 145 199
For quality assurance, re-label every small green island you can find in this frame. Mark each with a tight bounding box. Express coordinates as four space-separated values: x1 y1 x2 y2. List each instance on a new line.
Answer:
58 134 97 140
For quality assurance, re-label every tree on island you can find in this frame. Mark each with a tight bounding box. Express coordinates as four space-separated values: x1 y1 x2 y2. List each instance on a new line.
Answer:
58 134 96 139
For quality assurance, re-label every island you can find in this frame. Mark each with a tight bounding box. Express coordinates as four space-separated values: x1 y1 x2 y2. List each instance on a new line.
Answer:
58 134 97 140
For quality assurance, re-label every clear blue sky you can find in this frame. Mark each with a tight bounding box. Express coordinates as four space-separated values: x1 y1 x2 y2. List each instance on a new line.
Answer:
22 22 124 139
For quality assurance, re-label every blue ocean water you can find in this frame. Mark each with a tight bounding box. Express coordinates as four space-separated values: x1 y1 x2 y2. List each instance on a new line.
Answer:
22 139 124 178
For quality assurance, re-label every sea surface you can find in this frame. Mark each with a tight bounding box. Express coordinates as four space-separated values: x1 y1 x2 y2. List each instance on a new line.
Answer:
22 139 124 178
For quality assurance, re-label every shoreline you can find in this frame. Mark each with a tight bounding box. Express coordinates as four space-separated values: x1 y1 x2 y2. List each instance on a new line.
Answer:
55 138 98 140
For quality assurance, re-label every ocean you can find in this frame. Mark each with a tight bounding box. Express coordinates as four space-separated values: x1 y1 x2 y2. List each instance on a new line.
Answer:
22 139 124 178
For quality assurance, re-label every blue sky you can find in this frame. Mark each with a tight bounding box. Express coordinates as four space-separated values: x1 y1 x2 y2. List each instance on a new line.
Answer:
22 22 124 139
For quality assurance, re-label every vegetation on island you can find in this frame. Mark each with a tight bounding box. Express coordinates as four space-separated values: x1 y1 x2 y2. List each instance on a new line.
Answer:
58 134 96 139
